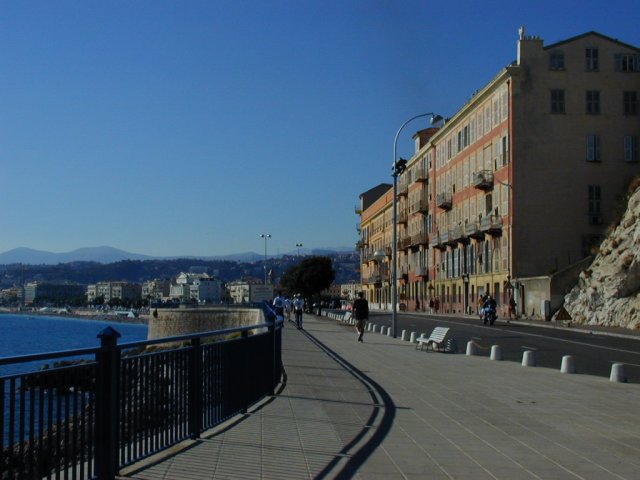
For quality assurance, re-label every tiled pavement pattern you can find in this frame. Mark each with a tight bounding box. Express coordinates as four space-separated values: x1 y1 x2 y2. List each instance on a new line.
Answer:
120 314 640 479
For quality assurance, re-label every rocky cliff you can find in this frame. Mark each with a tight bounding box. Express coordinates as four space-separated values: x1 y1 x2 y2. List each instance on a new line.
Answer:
560 179 640 330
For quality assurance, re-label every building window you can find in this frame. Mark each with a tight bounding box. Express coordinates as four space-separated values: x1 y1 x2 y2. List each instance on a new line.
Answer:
502 236 508 272
485 105 491 133
615 53 640 72
549 51 565 70
585 47 599 71
586 135 600 162
624 135 639 162
551 89 565 113
623 91 638 115
588 185 601 224
501 135 509 165
586 90 600 114
501 86 508 120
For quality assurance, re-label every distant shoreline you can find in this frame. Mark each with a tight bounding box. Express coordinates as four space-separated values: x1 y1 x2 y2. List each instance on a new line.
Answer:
0 307 149 326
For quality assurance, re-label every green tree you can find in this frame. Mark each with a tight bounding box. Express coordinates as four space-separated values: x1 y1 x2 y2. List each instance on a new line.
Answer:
280 256 335 311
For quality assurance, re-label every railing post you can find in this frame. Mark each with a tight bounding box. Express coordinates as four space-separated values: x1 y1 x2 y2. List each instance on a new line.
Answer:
241 330 249 413
95 327 121 480
270 322 276 396
188 337 203 439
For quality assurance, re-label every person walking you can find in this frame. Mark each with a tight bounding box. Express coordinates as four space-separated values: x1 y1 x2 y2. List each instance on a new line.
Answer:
284 296 292 323
293 294 304 329
273 292 285 325
353 292 369 343
508 295 516 321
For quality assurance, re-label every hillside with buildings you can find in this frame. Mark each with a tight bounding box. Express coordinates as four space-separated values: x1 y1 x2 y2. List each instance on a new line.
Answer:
559 179 640 329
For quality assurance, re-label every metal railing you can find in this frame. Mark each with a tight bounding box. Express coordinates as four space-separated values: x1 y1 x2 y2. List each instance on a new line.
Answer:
1 306 282 480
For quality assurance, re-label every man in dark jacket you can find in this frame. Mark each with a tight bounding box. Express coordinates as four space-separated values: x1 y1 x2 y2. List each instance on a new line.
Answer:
353 292 369 343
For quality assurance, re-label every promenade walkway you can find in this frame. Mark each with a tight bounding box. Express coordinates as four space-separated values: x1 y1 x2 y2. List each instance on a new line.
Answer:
120 314 640 480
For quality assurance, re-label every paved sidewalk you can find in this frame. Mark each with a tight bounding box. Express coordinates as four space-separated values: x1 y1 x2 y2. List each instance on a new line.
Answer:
121 314 640 479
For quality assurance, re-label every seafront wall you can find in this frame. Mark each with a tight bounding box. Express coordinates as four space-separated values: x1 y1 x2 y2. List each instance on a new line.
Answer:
147 307 264 339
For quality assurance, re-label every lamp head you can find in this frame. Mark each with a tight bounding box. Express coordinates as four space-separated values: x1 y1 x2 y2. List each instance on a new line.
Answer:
392 158 408 176
430 114 443 125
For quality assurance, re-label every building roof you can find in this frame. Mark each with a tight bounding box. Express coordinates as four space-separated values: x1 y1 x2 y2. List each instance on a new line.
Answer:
359 183 392 211
544 31 640 52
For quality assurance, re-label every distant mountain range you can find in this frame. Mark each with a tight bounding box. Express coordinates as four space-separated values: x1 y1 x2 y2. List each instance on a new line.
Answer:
0 246 355 265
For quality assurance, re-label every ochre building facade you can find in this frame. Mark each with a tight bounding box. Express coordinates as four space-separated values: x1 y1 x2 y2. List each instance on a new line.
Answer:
357 30 640 318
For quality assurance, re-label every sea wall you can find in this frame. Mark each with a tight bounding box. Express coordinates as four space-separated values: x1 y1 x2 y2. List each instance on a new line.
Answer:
147 307 264 340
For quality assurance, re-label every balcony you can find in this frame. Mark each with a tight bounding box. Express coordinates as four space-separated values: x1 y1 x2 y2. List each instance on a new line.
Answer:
397 179 409 197
367 274 382 285
465 221 484 240
480 215 503 235
436 192 452 210
398 209 408 224
417 199 429 213
473 170 494 190
429 233 445 250
450 224 467 244
412 232 429 246
398 236 412 251
445 230 459 247
415 266 428 277
414 166 428 182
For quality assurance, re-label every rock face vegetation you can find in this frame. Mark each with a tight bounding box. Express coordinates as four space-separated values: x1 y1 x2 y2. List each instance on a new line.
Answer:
561 178 640 330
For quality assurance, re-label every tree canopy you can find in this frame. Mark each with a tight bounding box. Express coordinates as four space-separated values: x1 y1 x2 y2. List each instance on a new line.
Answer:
280 256 335 300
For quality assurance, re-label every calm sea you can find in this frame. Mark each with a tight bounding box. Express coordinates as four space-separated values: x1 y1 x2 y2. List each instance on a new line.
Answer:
0 314 148 374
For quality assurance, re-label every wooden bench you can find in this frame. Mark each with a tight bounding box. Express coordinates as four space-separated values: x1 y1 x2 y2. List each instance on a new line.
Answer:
416 327 450 352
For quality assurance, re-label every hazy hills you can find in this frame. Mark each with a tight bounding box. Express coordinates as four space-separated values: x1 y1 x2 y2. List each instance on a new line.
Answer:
0 245 355 265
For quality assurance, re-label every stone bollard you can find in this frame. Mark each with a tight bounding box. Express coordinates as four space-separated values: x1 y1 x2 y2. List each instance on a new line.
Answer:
387 327 393 337
490 345 503 361
380 326 386 335
401 330 407 341
409 332 417 343
522 350 536 367
610 363 627 383
560 355 576 374
466 341 478 356
372 325 378 333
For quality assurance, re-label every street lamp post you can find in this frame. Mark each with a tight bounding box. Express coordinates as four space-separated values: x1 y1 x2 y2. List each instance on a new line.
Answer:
296 243 303 257
260 234 271 285
391 112 442 338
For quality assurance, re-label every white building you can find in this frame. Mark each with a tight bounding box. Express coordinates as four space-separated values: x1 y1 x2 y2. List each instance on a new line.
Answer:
170 272 222 304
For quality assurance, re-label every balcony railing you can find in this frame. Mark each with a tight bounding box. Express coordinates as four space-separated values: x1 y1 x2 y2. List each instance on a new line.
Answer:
415 266 428 277
398 236 412 250
397 179 409 197
398 209 408 224
473 170 494 190
465 221 484 239
480 214 503 235
412 232 429 246
451 225 467 243
436 192 452 210
414 166 428 182
430 233 446 250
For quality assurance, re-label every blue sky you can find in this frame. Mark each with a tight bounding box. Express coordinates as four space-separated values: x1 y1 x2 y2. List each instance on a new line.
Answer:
1 1 638 257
